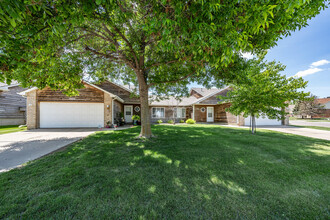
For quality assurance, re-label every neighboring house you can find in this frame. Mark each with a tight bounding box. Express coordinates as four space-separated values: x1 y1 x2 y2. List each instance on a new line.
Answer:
0 82 27 126
314 97 330 118
19 81 284 129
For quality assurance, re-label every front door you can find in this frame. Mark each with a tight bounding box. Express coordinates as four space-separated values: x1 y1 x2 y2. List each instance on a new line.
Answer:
207 107 214 122
124 105 133 123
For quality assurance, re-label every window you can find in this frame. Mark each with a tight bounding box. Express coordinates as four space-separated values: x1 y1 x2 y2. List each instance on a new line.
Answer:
200 107 206 112
152 107 165 118
134 106 140 112
174 108 186 118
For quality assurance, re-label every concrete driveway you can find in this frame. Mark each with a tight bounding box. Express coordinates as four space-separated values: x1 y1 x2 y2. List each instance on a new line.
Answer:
289 120 330 128
0 128 98 173
257 125 330 141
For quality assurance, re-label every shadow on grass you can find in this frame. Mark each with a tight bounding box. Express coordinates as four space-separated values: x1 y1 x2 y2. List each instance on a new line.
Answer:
0 125 329 219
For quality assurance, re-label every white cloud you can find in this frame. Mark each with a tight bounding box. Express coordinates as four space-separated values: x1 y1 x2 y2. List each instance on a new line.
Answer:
241 52 253 59
310 59 330 67
294 67 323 77
294 59 330 78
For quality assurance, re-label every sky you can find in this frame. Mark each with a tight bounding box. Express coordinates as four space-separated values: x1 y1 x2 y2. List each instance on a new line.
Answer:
190 7 330 98
264 7 330 98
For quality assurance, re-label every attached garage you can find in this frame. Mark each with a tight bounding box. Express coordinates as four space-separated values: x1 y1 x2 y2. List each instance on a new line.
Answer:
40 102 104 128
244 115 282 126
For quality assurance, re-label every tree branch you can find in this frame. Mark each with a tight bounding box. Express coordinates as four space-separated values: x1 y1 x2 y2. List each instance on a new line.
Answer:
113 26 139 68
145 59 179 71
84 46 119 61
148 72 195 87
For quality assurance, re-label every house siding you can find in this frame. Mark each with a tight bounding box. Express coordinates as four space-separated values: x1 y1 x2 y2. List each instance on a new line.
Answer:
37 84 104 103
0 86 26 125
150 106 192 123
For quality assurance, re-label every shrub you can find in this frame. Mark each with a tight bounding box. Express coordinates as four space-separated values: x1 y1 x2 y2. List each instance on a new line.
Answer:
180 119 185 123
167 120 174 124
131 115 140 121
157 120 163 124
186 119 196 124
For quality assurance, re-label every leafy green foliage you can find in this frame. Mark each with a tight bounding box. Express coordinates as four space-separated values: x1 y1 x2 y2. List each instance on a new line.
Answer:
220 54 310 123
0 0 327 136
167 120 174 124
0 0 327 93
186 119 196 124
180 119 185 123
156 119 163 124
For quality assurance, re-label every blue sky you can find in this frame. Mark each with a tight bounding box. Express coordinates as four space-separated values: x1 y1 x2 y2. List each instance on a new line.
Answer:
190 7 330 98
264 6 330 98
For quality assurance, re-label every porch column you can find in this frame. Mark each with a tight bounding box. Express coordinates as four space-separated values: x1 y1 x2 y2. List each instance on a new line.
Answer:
192 105 195 120
26 90 38 129
104 93 112 127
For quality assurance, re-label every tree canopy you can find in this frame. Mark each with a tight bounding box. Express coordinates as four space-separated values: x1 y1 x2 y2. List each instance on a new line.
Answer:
220 54 309 133
0 0 328 137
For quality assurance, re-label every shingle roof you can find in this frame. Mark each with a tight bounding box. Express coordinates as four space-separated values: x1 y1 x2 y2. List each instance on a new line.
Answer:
149 95 199 106
0 81 20 88
149 87 230 106
191 88 220 97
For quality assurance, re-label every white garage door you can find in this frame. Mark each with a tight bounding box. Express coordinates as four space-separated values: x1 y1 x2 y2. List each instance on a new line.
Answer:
40 102 104 128
244 115 282 126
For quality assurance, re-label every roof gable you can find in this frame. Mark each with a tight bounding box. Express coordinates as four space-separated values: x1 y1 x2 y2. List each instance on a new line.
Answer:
95 81 140 104
191 88 220 97
194 87 231 105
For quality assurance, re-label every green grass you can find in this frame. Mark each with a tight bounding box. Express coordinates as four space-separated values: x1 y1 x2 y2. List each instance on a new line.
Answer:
292 125 330 131
0 125 329 219
0 125 26 135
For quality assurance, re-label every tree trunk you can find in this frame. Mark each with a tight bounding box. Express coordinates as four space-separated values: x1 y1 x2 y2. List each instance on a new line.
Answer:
138 75 153 138
251 114 256 134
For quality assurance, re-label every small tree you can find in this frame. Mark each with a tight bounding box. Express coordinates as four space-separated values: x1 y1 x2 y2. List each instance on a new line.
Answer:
293 95 324 118
220 55 309 134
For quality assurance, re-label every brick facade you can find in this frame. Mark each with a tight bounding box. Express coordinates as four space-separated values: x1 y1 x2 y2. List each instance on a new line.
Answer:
192 103 242 125
26 90 38 129
104 93 112 126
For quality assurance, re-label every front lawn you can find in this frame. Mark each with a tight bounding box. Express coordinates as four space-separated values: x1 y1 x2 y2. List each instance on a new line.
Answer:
0 125 26 135
0 125 329 219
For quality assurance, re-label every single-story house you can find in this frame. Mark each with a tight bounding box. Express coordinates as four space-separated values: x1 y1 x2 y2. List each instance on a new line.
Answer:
0 82 27 126
314 97 330 118
19 81 285 129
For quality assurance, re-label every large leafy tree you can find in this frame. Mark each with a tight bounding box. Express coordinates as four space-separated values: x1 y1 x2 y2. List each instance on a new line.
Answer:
220 55 309 134
0 0 327 137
